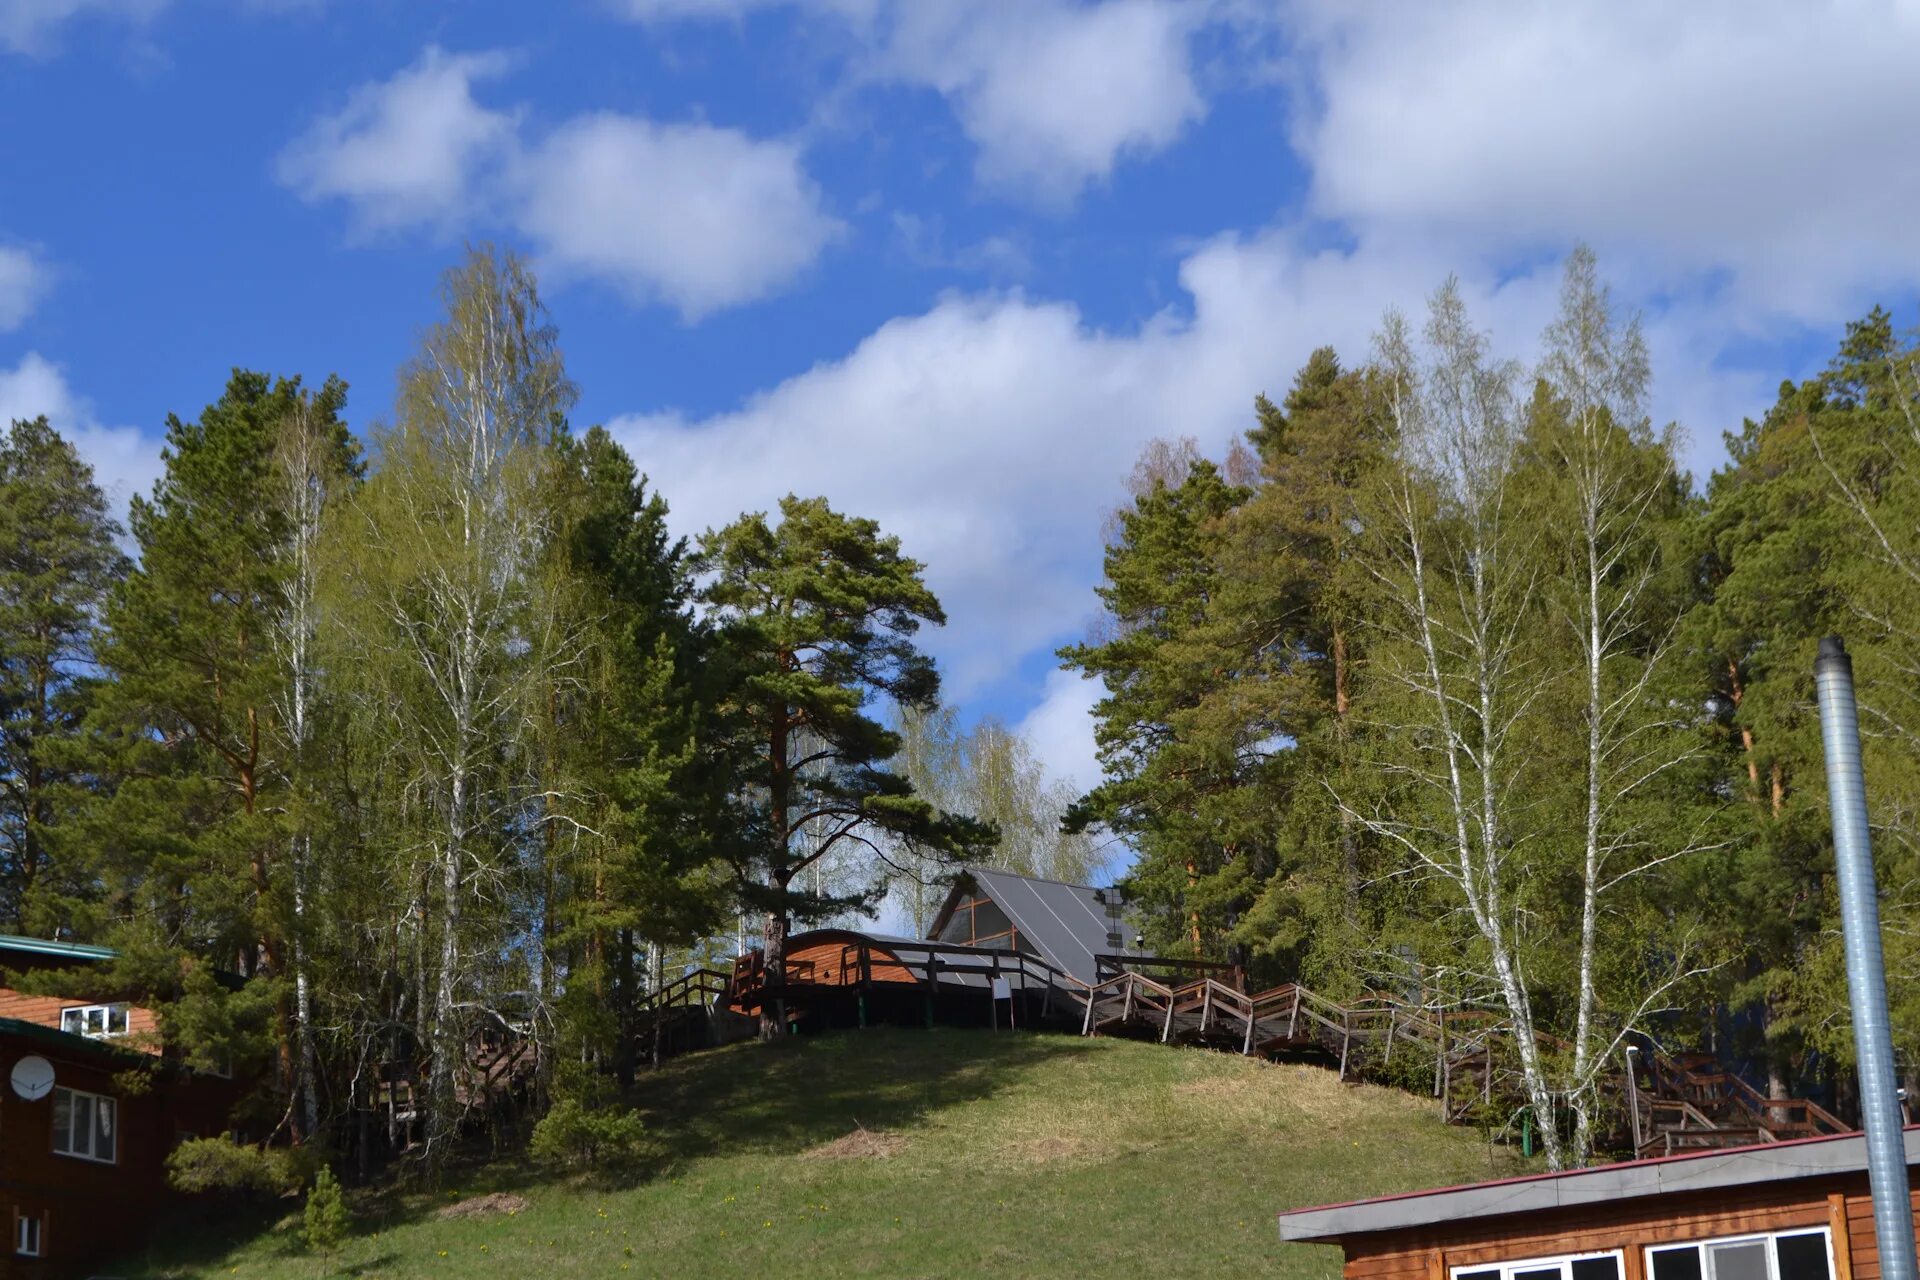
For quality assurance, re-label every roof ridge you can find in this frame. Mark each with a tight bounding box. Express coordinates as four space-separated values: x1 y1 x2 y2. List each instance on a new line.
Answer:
962 865 1110 894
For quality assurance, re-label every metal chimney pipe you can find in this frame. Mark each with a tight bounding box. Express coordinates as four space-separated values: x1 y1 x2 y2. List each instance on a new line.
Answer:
1815 635 1917 1280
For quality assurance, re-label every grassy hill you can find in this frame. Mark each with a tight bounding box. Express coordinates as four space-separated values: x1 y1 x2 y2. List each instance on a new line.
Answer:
124 1027 1530 1279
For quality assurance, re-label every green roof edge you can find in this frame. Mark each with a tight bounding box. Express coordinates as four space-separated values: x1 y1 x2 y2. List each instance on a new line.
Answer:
0 933 117 962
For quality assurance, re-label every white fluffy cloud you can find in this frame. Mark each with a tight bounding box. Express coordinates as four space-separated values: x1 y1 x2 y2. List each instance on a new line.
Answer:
515 114 841 318
878 0 1206 204
1017 668 1105 794
0 353 163 513
279 49 840 317
0 245 49 331
609 229 1573 705
0 0 164 55
616 0 1207 206
1288 3 1920 323
277 47 517 233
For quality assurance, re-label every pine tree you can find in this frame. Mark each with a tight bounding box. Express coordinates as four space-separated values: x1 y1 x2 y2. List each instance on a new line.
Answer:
1060 454 1266 961
83 372 350 1104
0 416 126 932
700 495 993 1038
1215 349 1395 985
546 424 728 1083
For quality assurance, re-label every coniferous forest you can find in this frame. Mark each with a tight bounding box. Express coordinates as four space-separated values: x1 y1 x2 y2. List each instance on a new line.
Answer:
5 242 1920 1176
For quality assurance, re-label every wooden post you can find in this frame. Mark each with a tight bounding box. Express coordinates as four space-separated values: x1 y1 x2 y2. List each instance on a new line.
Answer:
1161 990 1176 1043
991 954 1000 1032
1385 1015 1397 1064
926 950 938 1029
1201 984 1214 1035
1828 1193 1854 1280
1122 977 1136 1025
1289 987 1300 1041
1339 1015 1352 1080
1082 985 1097 1037
1434 1008 1447 1099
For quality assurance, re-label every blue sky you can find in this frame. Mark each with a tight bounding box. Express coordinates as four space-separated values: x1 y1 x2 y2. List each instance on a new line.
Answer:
4 0 1919 791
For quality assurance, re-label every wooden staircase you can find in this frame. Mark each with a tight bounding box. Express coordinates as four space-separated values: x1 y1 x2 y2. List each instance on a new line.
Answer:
1077 967 1850 1157
641 942 1848 1161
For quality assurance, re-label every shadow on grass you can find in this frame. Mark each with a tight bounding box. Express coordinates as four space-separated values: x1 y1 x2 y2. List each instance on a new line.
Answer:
632 1024 1101 1168
120 1023 1101 1274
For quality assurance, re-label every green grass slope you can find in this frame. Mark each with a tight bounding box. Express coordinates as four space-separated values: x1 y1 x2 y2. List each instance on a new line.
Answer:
126 1028 1530 1280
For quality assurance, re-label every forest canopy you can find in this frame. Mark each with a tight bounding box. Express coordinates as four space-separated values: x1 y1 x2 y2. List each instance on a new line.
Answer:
4 244 1919 1174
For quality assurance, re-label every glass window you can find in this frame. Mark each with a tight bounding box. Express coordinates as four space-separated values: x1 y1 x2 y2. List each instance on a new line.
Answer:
1775 1233 1831 1280
50 1086 117 1163
59 1003 130 1038
1710 1241 1772 1280
1652 1247 1706 1280
1453 1251 1625 1280
15 1212 42 1258
1647 1230 1832 1280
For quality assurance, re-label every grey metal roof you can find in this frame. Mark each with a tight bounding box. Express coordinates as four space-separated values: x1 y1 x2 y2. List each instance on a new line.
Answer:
1276 1126 1905 1243
943 866 1145 984
0 933 115 962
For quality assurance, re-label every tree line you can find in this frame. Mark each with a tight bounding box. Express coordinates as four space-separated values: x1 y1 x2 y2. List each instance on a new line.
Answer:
1066 247 1920 1167
9 242 1919 1176
0 246 1029 1170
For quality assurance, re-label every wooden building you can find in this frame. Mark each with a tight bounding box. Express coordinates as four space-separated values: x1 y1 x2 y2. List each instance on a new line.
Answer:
1276 1128 1920 1280
0 934 241 1280
716 869 1163 1037
928 866 1153 984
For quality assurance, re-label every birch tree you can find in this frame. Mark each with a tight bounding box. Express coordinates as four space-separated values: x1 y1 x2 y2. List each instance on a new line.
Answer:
268 390 360 1142
347 246 576 1158
1347 266 1714 1168
1345 280 1572 1162
1533 247 1716 1159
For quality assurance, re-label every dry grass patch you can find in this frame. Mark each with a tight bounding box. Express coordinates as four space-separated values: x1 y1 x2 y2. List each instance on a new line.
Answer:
801 1126 907 1160
434 1191 529 1220
1011 1134 1095 1164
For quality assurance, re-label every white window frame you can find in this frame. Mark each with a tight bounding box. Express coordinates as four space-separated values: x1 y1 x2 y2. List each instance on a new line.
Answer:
14 1210 42 1258
1451 1248 1628 1280
59 1002 130 1039
1645 1226 1835 1280
50 1084 118 1164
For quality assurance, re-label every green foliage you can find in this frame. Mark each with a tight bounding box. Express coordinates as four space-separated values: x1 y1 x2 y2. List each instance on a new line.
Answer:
699 495 994 1012
528 1097 654 1171
303 1166 350 1252
0 415 127 931
167 1135 311 1197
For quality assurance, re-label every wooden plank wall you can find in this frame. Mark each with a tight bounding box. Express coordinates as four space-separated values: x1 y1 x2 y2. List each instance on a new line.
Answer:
783 941 917 988
1339 1175 1885 1280
0 986 161 1047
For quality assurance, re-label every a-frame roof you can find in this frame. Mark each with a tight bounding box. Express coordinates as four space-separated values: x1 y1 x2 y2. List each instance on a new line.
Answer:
928 866 1146 984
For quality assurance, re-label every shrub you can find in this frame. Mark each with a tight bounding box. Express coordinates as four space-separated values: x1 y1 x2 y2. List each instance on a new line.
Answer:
529 1097 653 1171
303 1167 350 1253
167 1135 306 1196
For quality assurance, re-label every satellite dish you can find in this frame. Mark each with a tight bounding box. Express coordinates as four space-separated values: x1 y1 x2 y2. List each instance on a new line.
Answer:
10 1055 54 1102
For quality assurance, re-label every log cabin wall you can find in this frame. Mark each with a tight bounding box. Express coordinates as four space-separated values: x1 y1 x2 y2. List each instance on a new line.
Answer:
0 951 162 1049
0 1030 240 1280
1337 1174 1899 1280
